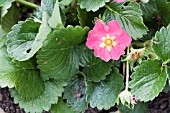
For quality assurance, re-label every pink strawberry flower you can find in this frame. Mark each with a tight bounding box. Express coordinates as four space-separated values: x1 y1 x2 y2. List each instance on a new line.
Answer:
115 0 125 2
86 20 132 62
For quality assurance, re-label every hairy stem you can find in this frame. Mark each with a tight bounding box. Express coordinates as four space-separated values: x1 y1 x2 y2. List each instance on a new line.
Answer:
125 47 130 91
16 0 39 8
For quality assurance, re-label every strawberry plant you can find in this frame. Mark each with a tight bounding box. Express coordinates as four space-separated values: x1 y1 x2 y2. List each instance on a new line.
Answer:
0 0 170 113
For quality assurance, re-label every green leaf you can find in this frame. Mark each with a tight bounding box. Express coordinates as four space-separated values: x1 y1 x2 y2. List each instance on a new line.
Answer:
140 0 170 27
1 3 20 32
59 0 72 6
152 24 170 61
78 0 110 12
129 60 167 102
103 2 148 40
77 6 105 27
79 46 112 82
118 102 149 113
40 0 56 16
37 26 89 80
21 11 51 61
86 68 124 110
6 18 41 61
63 74 88 112
166 66 170 86
0 47 45 100
11 81 66 113
48 0 62 28
0 0 15 7
0 25 6 48
51 98 76 113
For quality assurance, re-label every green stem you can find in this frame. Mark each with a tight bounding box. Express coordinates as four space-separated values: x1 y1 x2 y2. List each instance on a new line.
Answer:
16 0 39 8
125 47 130 91
105 5 115 12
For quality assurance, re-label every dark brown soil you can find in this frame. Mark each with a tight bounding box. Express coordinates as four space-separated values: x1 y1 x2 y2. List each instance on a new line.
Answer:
0 87 170 113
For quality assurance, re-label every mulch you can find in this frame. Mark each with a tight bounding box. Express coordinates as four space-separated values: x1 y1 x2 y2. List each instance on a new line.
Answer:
0 87 170 113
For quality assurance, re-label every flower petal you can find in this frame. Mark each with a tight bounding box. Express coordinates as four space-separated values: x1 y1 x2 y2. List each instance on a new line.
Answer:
92 20 108 37
115 0 125 2
108 20 122 36
86 30 102 50
115 31 132 47
110 45 125 60
94 48 111 62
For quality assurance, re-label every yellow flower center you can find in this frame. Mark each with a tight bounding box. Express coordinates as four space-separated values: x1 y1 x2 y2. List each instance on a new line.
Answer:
99 34 117 52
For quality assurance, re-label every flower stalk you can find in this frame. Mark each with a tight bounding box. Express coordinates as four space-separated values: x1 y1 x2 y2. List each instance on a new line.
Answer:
125 46 130 91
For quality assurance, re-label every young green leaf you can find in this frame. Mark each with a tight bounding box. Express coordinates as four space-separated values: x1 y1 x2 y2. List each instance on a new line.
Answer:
48 0 62 28
59 0 72 6
0 47 45 100
50 98 76 113
78 46 112 82
6 18 41 61
103 2 148 40
37 26 89 80
129 60 167 102
63 75 88 112
23 11 51 61
152 24 170 61
86 68 124 110
78 0 110 12
11 81 66 113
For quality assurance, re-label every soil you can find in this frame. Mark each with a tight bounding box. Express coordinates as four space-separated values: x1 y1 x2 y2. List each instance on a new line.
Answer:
0 87 170 113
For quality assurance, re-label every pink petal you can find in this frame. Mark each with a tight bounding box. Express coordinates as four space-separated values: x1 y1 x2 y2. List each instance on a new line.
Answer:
115 0 125 2
94 48 111 62
110 45 125 60
86 30 102 50
108 20 122 36
115 31 132 47
92 20 108 37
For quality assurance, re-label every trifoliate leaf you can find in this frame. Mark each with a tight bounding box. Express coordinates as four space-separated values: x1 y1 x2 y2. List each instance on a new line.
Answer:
86 68 124 110
103 2 148 40
78 0 110 12
0 47 45 100
37 26 89 80
63 74 88 112
11 81 66 113
77 6 105 27
129 60 167 102
118 102 149 113
50 98 76 113
140 0 170 27
152 24 170 61
78 46 112 82
1 3 20 32
0 0 14 7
